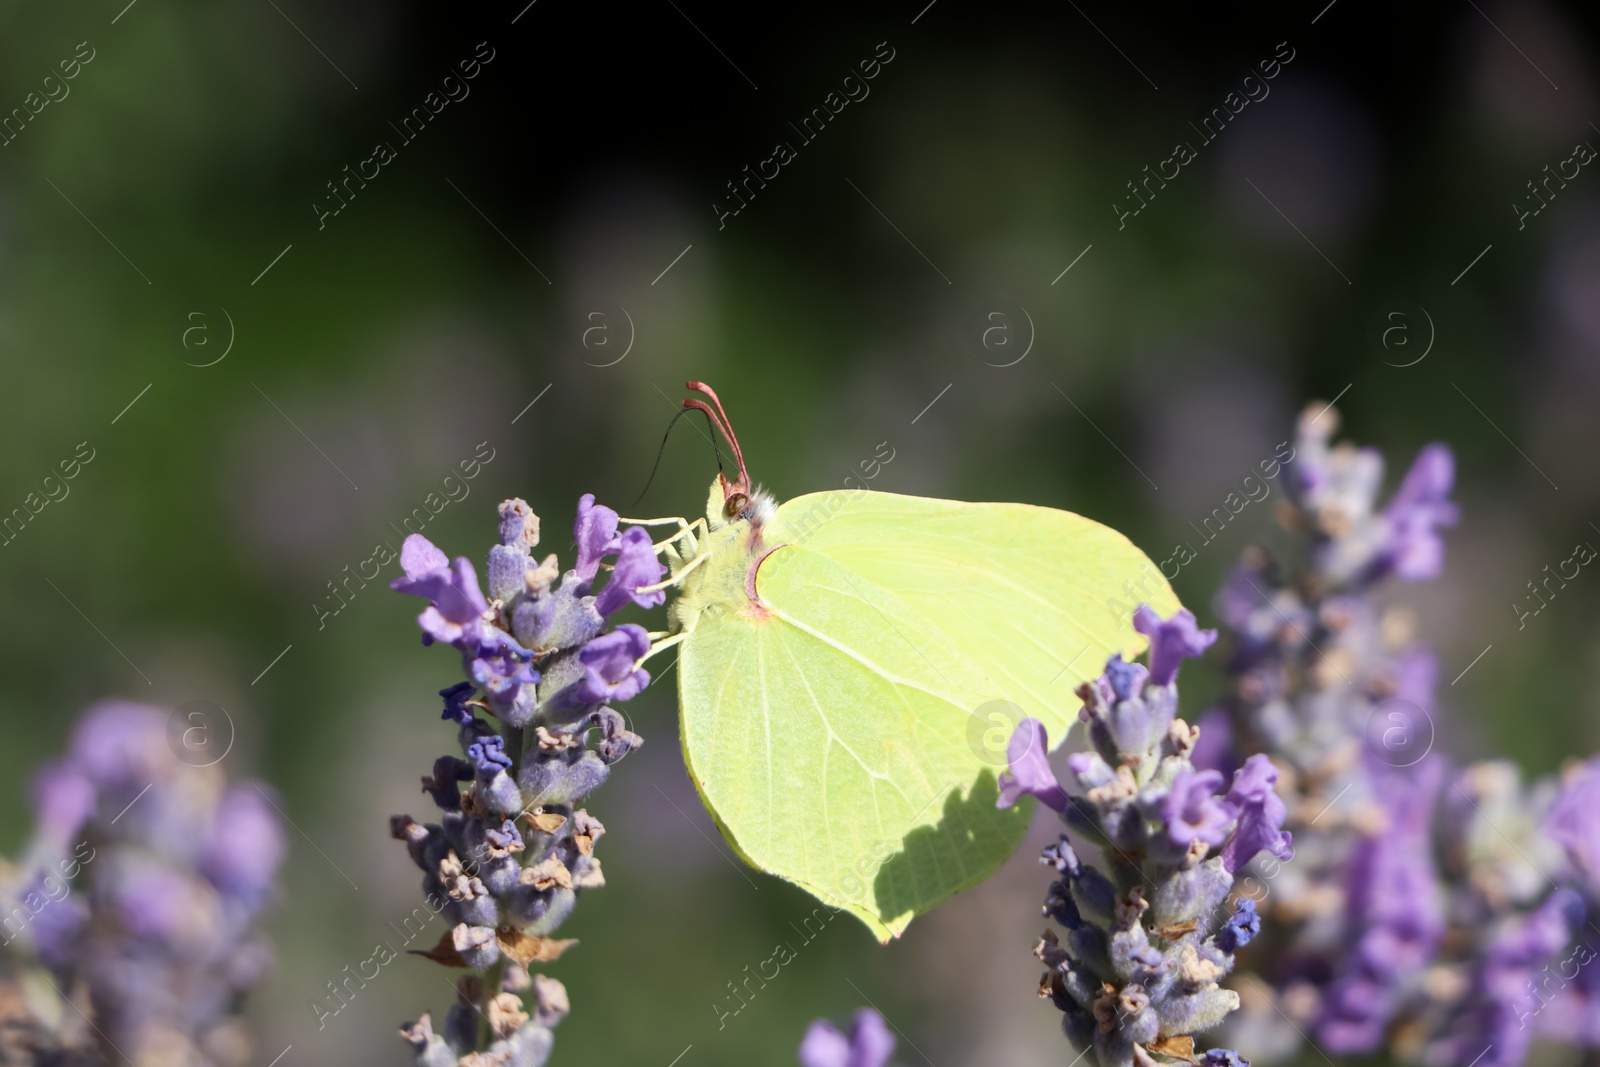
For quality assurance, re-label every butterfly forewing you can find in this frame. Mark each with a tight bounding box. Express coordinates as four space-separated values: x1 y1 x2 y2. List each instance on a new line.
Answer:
766 491 1180 746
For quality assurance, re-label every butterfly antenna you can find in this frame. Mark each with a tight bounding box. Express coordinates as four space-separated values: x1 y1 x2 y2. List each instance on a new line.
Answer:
683 381 749 493
625 407 725 511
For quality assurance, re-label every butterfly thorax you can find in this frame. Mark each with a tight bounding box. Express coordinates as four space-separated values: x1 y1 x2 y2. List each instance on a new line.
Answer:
666 478 780 634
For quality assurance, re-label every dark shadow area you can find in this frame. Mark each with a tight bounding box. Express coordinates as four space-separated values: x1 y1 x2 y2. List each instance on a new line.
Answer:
870 767 1029 932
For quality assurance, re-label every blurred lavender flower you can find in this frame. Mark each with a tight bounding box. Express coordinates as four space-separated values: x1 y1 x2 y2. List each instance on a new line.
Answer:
1545 758 1600 892
0 700 284 1066
1316 758 1446 1053
1420 888 1582 1067
798 1008 895 1067
391 496 653 1066
1209 404 1596 1067
1000 606 1270 1067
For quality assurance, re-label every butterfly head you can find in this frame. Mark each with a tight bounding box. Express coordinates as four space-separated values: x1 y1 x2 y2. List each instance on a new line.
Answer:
705 477 777 532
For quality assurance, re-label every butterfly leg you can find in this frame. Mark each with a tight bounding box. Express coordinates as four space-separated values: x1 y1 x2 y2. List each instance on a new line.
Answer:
611 518 694 531
652 520 710 576
637 546 711 593
615 514 709 556
651 519 708 551
640 629 689 665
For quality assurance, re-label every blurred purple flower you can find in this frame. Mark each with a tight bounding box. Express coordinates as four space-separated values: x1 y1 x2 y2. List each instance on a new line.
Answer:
1318 758 1445 1053
69 701 169 788
1378 444 1458 582
202 786 288 906
798 1008 895 1067
1546 757 1600 888
31 763 96 848
7 700 284 1062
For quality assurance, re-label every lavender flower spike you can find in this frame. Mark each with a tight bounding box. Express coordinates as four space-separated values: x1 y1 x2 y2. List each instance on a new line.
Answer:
393 495 661 1066
798 1008 896 1067
1020 604 1257 1067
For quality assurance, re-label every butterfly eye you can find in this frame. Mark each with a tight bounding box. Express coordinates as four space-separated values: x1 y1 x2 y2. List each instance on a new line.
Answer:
724 492 749 518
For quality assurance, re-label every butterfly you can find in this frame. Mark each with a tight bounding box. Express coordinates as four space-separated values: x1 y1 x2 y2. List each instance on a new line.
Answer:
633 382 1179 940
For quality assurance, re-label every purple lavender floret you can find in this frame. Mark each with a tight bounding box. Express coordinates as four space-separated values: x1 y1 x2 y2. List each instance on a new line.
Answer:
440 680 477 725
1165 769 1233 850
468 734 514 772
1135 605 1219 687
997 718 1068 813
394 537 492 644
575 624 652 705
1216 899 1260 954
1 701 285 1064
1202 1050 1250 1067
423 756 473 810
572 493 621 582
392 495 656 1066
1219 757 1294 875
392 523 543 725
1001 606 1263 1067
593 526 667 616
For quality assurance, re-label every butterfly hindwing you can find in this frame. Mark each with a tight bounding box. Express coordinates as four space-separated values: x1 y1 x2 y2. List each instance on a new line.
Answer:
678 540 1030 941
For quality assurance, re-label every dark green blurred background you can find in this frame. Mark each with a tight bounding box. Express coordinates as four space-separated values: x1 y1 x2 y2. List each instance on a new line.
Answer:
3 1 1599 1063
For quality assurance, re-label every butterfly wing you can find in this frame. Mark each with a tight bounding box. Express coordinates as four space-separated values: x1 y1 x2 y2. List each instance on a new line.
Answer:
677 541 1030 942
764 490 1181 752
